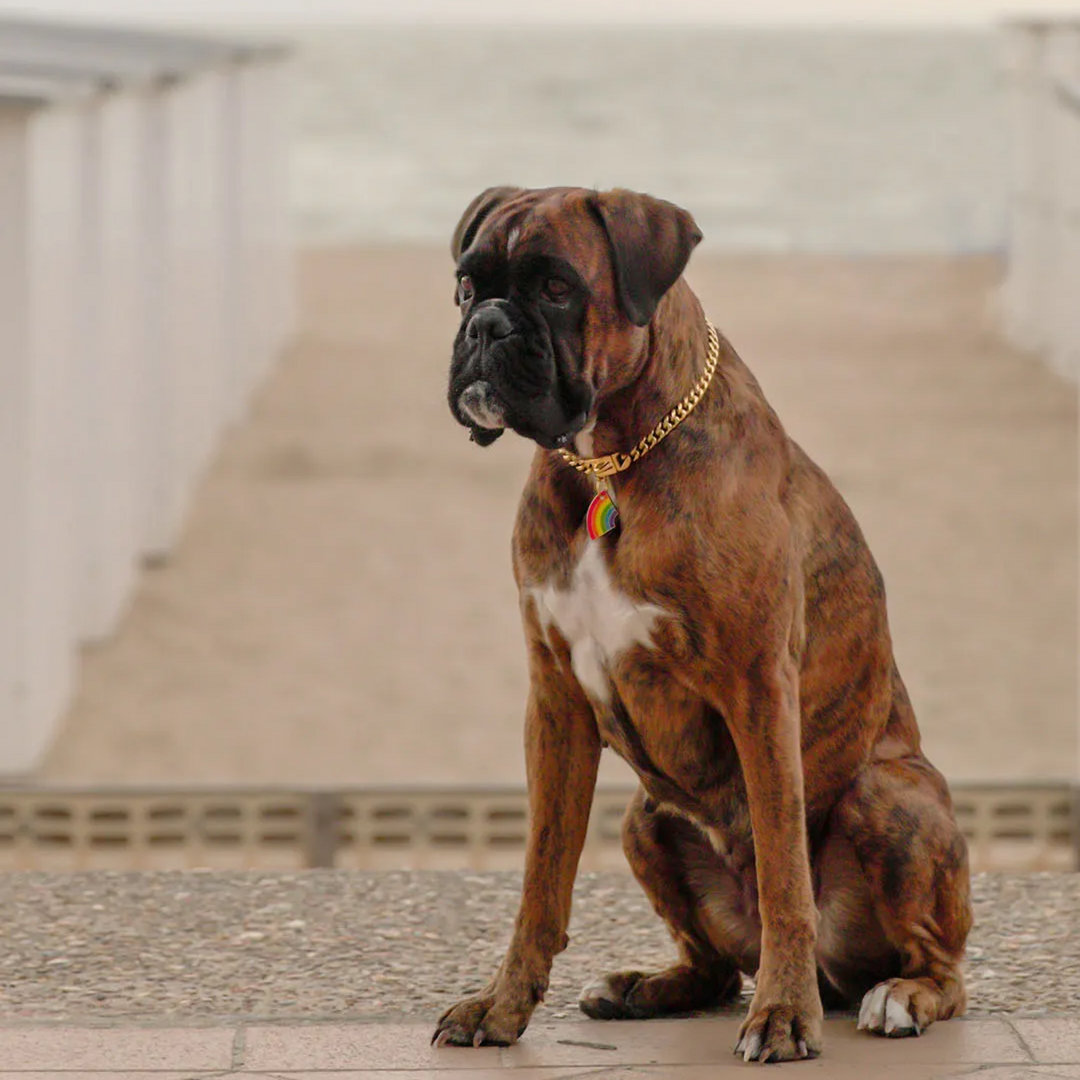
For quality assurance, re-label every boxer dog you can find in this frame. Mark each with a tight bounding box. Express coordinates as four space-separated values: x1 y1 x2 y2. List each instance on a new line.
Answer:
434 186 971 1063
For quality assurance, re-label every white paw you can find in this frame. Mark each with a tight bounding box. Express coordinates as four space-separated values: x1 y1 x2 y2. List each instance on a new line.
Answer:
580 976 614 1002
857 981 922 1037
579 975 630 1020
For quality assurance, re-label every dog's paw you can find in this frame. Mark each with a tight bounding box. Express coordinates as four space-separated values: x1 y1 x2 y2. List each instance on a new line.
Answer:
581 964 742 1020
857 978 933 1037
735 1000 824 1064
432 991 530 1048
580 971 649 1019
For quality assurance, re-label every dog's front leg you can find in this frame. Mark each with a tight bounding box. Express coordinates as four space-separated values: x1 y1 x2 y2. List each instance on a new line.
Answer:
433 644 601 1047
727 656 823 1063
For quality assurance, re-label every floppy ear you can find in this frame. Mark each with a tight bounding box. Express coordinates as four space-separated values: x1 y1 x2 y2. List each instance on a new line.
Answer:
590 189 702 326
451 185 523 261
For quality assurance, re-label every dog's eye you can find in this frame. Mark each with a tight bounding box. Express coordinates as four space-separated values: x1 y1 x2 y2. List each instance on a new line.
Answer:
457 275 475 305
541 277 571 304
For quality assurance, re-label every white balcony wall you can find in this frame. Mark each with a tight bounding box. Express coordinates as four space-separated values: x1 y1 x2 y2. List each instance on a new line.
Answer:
0 23 294 775
1001 20 1080 381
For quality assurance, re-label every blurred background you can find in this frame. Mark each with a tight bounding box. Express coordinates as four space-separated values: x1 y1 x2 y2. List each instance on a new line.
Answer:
0 0 1076 874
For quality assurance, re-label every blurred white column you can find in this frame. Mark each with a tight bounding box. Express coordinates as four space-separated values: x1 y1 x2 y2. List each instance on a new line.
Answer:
0 22 294 773
265 55 296 372
25 98 84 763
1001 22 1051 352
145 73 222 560
1046 27 1080 381
75 88 146 641
1001 19 1080 383
233 57 275 417
235 52 296 405
135 83 175 560
0 85 86 772
220 64 246 424
0 99 36 773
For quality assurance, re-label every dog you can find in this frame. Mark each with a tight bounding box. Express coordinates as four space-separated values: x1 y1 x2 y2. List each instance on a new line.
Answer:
433 186 971 1063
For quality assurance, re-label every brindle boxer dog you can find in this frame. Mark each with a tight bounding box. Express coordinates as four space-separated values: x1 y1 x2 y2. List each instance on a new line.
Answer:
433 186 972 1064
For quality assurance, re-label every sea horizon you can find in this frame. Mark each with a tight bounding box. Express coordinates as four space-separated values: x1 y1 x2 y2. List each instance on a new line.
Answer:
289 24 1006 252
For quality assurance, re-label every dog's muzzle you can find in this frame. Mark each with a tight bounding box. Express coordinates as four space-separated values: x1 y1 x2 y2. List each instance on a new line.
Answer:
458 380 507 431
450 300 591 450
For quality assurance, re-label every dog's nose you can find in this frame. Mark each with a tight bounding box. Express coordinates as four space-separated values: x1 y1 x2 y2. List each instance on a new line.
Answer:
466 306 514 347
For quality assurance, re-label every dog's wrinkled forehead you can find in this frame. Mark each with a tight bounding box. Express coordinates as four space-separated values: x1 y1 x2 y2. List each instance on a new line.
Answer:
453 185 703 328
454 187 611 285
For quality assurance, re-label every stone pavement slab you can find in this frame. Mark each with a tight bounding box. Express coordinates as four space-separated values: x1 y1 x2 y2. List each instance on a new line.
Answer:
0 1024 235 1070
501 1017 1028 1068
242 1022 502 1070
0 1076 229 1080
1010 1019 1080 1064
0 1075 230 1080
264 1070 1080 1080
2 1016 1077 1077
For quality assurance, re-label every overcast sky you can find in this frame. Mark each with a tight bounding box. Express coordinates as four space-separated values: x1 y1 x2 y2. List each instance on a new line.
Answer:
1 0 1079 25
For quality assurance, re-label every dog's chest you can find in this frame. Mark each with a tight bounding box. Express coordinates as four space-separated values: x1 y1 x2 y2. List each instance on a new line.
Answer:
529 542 667 705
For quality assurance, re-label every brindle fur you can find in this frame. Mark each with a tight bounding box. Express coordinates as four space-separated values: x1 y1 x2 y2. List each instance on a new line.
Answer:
433 187 972 1063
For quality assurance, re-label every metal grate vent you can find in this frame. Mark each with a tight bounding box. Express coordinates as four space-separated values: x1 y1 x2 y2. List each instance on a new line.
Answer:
952 786 1075 872
332 790 632 871
0 784 1073 872
0 792 314 870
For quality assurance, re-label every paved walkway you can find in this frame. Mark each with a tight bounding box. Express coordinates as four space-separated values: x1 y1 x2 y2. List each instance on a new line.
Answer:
37 251 1076 787
0 1016 1077 1077
0 869 1076 1077
0 870 1076 1076
3 871 1076 1020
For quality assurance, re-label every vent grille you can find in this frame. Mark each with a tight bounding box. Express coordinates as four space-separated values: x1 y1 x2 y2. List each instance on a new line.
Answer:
0 784 1073 872
952 786 1075 872
0 792 313 871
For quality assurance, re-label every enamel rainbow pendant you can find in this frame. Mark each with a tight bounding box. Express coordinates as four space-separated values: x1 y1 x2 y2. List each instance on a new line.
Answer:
585 481 619 540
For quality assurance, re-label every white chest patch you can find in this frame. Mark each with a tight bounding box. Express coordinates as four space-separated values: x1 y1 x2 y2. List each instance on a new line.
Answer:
530 542 668 704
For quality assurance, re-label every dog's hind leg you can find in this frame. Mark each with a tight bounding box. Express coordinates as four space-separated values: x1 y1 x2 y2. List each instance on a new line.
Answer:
818 754 972 1037
579 787 749 1020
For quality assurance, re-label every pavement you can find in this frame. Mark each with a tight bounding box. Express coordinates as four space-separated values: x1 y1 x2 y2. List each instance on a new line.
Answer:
0 870 1077 1077
0 1015 1078 1077
2 872 1076 1020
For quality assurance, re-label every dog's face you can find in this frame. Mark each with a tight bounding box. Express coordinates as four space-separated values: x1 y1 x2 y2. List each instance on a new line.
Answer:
447 186 702 450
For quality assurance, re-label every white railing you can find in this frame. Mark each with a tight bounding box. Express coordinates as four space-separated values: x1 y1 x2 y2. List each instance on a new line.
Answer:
1000 18 1080 382
0 20 294 774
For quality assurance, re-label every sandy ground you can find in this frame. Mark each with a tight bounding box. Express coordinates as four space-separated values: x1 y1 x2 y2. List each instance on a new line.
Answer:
37 249 1077 787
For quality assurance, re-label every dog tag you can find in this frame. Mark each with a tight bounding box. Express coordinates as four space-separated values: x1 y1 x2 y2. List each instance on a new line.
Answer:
586 486 619 540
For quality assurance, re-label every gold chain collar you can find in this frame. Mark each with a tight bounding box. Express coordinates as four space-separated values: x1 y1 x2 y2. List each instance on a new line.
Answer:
556 320 720 481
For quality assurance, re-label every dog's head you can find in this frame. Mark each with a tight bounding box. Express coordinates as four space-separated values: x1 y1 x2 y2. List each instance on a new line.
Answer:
447 186 702 450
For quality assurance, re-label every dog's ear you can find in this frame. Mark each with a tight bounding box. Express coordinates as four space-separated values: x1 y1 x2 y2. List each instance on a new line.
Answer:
590 189 702 326
451 186 523 261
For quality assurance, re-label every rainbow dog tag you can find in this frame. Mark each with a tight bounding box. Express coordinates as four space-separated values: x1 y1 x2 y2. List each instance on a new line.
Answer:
586 486 619 540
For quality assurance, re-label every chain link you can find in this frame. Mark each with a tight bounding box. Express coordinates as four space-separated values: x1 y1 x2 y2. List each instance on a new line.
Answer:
557 321 720 480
